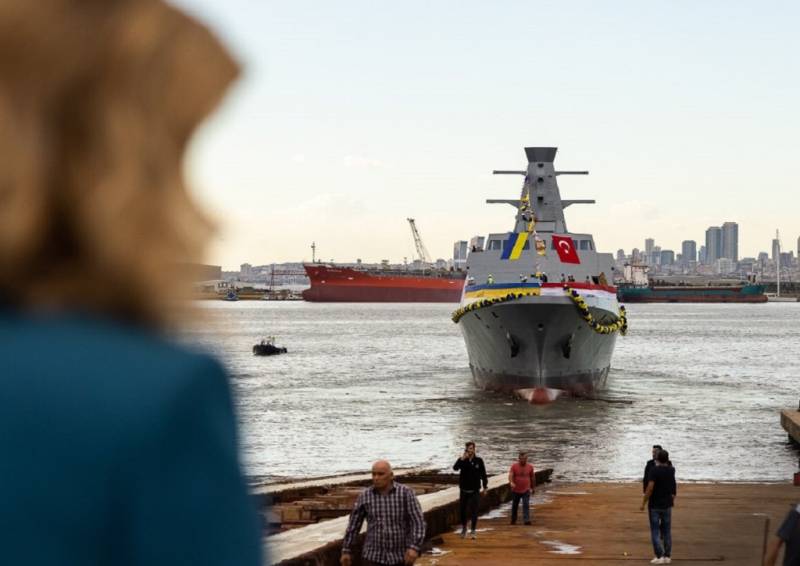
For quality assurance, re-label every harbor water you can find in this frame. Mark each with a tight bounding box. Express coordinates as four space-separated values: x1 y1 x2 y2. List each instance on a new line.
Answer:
186 302 800 483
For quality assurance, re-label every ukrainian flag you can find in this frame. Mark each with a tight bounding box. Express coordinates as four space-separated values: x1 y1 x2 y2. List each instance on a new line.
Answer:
465 285 541 300
500 232 528 261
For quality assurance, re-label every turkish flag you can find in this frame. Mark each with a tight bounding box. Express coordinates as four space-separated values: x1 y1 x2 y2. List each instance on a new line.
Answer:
552 235 580 264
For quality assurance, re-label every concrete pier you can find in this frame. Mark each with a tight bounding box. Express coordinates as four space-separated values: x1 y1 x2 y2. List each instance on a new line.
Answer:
781 408 800 444
416 482 798 566
266 470 552 565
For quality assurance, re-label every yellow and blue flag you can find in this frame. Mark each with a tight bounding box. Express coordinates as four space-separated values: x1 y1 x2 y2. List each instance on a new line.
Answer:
501 232 528 261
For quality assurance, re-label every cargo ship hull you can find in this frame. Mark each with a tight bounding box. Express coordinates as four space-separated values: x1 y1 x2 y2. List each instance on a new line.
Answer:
617 284 767 303
302 264 465 302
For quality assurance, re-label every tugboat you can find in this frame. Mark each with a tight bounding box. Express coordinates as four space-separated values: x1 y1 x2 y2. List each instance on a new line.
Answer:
253 337 288 356
453 147 626 403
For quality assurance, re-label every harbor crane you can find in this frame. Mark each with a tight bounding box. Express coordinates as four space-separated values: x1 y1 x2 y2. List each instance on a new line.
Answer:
407 218 431 264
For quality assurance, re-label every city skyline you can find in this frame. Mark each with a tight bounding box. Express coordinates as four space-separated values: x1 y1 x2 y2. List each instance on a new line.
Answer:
627 224 797 263
172 0 800 270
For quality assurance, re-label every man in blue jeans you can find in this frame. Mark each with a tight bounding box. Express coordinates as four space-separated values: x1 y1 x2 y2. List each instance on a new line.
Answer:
453 442 488 539
508 451 535 525
640 449 676 564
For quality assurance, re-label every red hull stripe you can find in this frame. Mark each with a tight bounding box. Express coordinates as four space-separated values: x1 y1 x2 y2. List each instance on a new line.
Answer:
302 285 462 302
303 264 465 293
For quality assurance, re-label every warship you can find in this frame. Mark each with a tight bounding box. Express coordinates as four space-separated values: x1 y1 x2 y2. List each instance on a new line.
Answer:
453 147 626 403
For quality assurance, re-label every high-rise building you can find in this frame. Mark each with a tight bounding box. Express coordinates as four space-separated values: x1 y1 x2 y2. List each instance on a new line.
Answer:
721 222 738 261
631 248 641 263
453 240 469 269
714 257 735 275
616 249 625 262
660 250 675 266
772 238 780 262
796 236 800 260
699 245 707 264
645 238 655 264
705 227 722 264
240 263 253 280
681 240 697 264
469 235 485 252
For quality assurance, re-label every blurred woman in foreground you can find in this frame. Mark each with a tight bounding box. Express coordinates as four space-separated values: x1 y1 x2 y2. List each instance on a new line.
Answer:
0 0 262 564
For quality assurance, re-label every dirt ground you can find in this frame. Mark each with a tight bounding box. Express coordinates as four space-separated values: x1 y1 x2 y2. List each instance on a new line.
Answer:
417 482 798 565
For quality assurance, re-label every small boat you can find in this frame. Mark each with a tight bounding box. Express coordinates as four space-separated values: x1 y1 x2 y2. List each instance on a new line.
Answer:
253 337 287 356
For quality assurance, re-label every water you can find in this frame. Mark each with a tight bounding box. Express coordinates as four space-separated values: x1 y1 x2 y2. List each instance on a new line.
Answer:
186 301 800 483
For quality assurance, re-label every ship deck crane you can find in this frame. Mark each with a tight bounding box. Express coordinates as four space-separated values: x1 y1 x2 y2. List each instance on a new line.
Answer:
407 218 431 265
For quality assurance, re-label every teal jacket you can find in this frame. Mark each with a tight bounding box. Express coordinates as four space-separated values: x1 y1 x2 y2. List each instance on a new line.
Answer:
0 312 263 565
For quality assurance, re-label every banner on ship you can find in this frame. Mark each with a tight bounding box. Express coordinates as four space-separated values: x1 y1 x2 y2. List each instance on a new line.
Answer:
501 232 528 261
552 235 580 264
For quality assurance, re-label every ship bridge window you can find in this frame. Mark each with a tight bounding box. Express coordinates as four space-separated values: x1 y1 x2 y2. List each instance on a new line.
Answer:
580 240 593 250
488 239 502 251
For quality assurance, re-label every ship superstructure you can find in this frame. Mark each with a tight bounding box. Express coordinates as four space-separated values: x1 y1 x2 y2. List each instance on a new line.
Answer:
454 147 625 402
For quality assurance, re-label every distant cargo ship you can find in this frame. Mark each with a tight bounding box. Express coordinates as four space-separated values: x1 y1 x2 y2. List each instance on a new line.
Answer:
617 264 767 303
302 264 465 302
617 284 767 303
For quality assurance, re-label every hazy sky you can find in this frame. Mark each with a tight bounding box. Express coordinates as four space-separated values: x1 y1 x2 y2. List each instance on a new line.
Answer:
171 0 800 269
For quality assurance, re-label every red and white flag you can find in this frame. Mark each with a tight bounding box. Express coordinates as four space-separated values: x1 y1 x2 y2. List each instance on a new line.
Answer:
552 235 580 264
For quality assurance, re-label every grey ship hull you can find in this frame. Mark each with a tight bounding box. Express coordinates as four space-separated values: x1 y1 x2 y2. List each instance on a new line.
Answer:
459 298 617 399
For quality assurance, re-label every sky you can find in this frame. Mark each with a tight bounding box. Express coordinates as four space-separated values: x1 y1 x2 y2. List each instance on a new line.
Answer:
170 0 800 269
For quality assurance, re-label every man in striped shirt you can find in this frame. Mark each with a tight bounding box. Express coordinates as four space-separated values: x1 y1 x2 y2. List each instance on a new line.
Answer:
341 460 426 566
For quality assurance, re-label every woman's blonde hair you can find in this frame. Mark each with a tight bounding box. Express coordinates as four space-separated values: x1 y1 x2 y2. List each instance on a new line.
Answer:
0 0 238 327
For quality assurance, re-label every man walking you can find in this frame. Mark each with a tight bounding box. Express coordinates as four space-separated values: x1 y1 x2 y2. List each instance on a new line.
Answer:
640 449 677 564
643 445 662 493
508 451 535 525
341 460 425 566
453 441 488 539
764 503 800 565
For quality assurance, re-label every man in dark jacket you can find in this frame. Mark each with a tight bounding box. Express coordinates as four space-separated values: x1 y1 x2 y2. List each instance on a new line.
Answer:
453 442 488 539
764 503 800 566
643 445 663 492
641 449 677 564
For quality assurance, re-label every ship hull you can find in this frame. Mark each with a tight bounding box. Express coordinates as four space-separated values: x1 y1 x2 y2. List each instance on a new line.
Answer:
303 264 465 302
458 298 617 400
617 284 767 303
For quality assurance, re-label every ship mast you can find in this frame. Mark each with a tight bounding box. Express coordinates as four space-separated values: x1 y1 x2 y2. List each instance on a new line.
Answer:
488 147 594 234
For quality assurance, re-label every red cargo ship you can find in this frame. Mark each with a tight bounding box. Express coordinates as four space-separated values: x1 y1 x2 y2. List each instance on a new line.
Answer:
302 264 466 302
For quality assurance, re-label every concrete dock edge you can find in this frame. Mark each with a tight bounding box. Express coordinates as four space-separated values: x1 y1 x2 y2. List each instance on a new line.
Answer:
267 469 552 565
